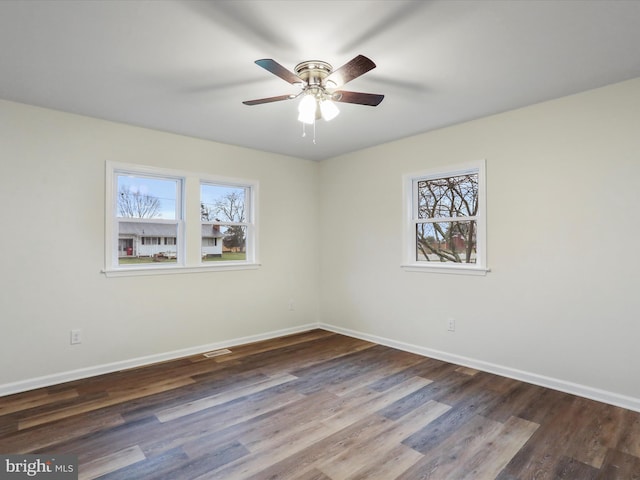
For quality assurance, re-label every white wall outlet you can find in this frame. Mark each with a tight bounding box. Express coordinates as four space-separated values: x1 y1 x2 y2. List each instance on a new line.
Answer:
288 299 295 311
70 329 82 345
447 318 456 332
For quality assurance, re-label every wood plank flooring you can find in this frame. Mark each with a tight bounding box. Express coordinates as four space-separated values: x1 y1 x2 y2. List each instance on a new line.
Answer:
1 329 639 479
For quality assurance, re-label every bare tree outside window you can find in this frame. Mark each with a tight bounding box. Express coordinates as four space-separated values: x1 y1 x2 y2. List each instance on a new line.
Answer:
201 202 214 222
213 191 246 252
212 191 245 223
416 173 478 263
201 184 249 260
118 186 161 219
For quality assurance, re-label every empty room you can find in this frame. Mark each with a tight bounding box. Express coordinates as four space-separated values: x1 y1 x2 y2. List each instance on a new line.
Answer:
1 1 640 479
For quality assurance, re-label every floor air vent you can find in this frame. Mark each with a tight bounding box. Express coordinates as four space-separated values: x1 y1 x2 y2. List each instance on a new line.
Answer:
203 348 232 358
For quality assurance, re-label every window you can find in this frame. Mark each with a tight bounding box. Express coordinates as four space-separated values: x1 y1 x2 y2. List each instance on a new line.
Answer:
105 162 258 276
200 183 251 262
115 172 182 266
141 237 162 245
403 160 488 275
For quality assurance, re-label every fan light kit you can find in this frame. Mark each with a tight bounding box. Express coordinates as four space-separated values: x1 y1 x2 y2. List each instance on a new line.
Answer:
243 55 384 142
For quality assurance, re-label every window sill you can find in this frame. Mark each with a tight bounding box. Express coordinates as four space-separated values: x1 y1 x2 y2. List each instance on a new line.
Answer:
401 264 490 276
102 262 261 277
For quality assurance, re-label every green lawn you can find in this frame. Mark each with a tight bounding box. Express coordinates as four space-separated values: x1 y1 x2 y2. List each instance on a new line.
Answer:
119 256 176 265
203 252 246 262
119 252 246 265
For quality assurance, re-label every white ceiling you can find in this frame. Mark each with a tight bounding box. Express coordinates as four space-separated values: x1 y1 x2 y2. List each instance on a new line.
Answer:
1 0 639 161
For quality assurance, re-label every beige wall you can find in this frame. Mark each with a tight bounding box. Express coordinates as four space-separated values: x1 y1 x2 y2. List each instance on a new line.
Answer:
0 100 320 389
2 77 640 408
319 78 640 404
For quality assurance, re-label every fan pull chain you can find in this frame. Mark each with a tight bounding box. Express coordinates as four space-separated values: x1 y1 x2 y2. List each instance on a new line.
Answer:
301 120 317 144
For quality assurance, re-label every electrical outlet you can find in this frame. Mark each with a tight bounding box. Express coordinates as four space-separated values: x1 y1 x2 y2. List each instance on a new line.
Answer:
288 299 295 311
447 318 455 332
70 329 82 345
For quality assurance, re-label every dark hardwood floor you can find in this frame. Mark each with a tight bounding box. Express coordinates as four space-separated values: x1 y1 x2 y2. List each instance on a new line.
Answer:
1 329 639 479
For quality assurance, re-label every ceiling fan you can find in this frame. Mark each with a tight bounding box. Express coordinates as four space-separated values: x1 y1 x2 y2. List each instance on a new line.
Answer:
242 54 384 125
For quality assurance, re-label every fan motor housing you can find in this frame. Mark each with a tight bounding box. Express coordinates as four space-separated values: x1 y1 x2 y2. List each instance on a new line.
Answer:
295 61 332 86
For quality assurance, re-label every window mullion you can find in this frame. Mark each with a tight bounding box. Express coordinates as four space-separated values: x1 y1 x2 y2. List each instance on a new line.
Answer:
414 216 476 224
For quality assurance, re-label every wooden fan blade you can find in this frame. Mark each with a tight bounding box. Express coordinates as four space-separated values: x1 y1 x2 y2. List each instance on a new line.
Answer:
243 94 294 105
254 59 301 84
333 91 384 106
326 55 376 87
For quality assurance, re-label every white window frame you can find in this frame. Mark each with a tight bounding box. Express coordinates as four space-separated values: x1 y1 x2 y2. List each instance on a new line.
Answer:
199 177 257 267
402 159 489 276
104 162 259 277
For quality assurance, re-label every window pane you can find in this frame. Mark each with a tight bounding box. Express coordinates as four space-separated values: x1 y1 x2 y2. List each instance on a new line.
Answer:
118 221 178 264
117 175 178 220
202 225 247 262
200 184 247 223
415 221 477 263
417 173 478 219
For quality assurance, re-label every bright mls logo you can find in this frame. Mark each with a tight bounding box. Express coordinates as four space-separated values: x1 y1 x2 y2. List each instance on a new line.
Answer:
0 455 77 479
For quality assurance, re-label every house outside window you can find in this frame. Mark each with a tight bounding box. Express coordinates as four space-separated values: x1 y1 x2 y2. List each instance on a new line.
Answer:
114 171 181 266
403 159 488 275
200 182 253 262
105 162 258 276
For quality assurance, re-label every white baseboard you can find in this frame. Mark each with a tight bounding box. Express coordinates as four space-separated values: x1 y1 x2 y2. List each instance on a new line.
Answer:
5 321 639 414
0 323 318 397
319 323 640 413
